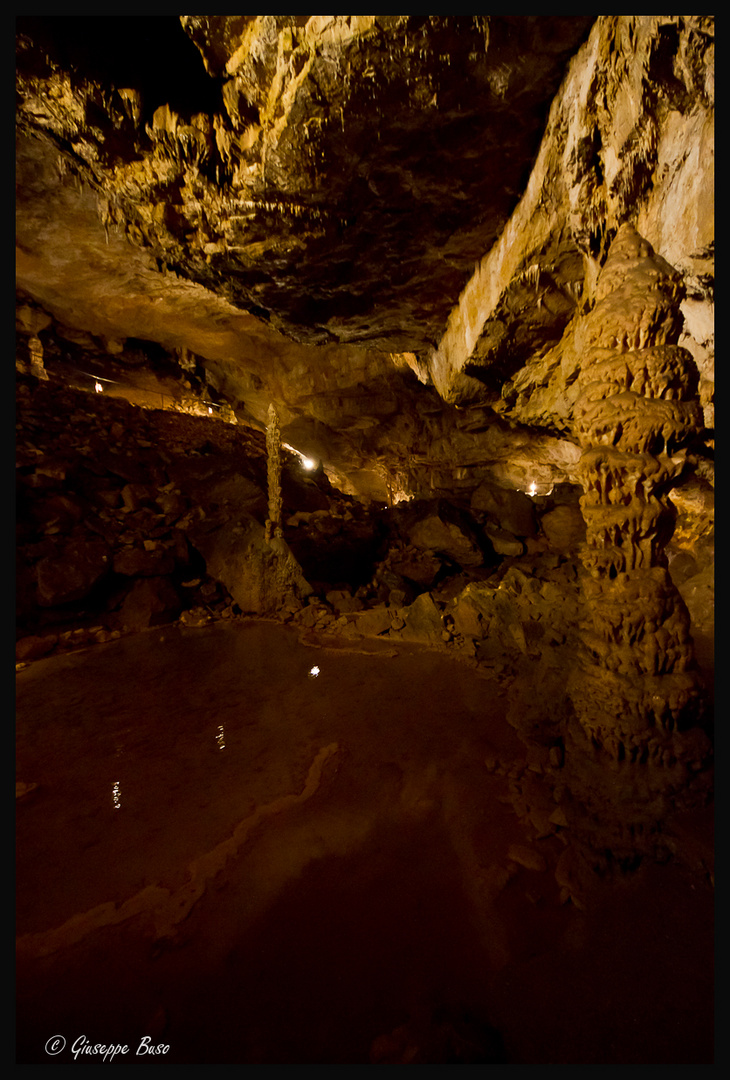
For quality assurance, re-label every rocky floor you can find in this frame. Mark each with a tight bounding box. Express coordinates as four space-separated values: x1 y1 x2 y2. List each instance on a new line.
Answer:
16 620 714 1065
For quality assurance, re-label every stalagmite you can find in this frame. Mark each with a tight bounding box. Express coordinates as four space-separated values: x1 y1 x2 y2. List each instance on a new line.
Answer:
566 225 711 802
265 401 283 544
28 335 48 380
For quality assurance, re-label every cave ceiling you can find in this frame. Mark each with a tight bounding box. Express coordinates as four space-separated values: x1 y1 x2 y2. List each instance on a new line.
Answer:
15 16 714 504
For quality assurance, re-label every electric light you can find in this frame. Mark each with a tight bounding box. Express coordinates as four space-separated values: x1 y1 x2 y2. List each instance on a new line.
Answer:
282 442 318 471
95 381 103 393
308 665 320 678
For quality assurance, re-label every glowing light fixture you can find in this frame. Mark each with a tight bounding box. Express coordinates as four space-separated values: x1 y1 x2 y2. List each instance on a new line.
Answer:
283 442 318 472
308 665 320 679
525 480 554 497
94 381 103 393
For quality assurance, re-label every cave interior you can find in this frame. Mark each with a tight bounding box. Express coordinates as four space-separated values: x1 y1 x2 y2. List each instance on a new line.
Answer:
15 15 714 1066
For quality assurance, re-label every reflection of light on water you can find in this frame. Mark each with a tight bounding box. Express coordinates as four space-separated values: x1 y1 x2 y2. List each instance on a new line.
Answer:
308 665 320 679
216 725 226 751
112 781 121 810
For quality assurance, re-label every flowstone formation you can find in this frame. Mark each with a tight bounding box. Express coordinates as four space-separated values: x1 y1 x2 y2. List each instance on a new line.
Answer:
564 225 711 839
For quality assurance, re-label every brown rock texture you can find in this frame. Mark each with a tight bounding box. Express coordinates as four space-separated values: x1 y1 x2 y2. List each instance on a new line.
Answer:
14 17 713 867
565 225 710 797
16 16 593 351
433 16 714 413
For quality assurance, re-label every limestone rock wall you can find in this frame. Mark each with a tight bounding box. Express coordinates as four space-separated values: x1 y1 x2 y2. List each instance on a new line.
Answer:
433 16 714 417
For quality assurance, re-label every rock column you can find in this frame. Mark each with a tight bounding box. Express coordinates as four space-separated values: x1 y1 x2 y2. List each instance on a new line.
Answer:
28 335 48 380
265 402 283 544
567 225 710 791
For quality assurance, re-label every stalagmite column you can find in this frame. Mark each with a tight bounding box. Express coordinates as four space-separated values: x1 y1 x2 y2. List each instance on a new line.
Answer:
28 334 48 380
265 402 283 545
567 225 710 784
259 401 313 613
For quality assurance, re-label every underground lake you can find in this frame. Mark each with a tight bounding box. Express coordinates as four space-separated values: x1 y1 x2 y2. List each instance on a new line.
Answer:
16 619 713 1064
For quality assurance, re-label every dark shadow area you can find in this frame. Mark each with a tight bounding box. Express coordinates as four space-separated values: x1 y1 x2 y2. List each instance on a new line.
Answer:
16 16 220 121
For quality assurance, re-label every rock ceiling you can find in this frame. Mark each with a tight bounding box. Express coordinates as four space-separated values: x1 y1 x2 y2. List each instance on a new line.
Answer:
15 15 714 505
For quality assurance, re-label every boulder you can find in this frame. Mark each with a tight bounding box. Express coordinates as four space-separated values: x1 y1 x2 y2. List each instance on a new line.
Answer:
404 501 487 569
36 539 110 606
388 548 443 588
539 503 586 551
115 577 182 631
121 483 155 512
400 591 444 642
449 594 483 639
325 588 363 615
483 524 525 557
29 493 86 535
113 542 177 577
507 844 547 872
189 515 313 616
471 480 537 537
15 634 58 662
353 606 392 637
